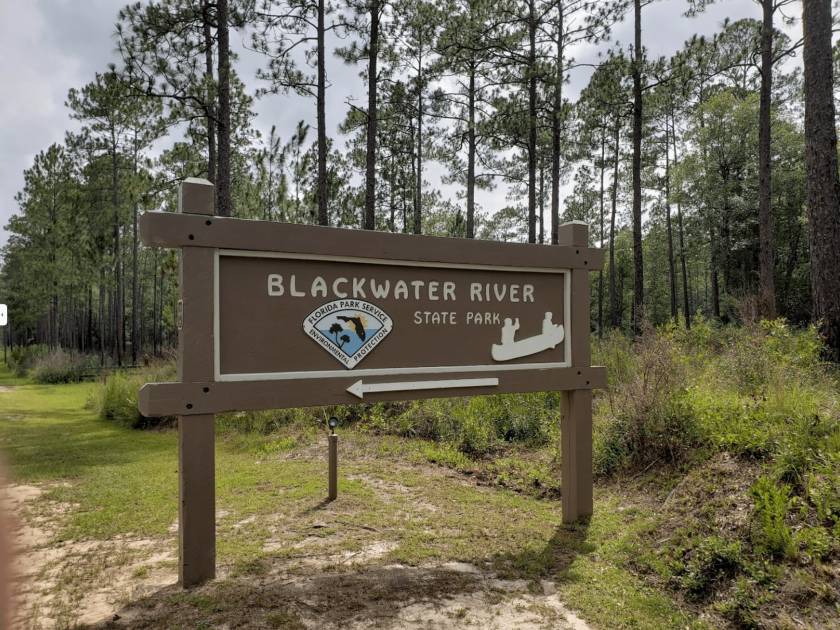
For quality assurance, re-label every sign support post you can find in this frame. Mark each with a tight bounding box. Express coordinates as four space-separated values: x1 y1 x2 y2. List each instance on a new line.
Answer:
176 179 216 587
328 433 338 501
558 221 593 523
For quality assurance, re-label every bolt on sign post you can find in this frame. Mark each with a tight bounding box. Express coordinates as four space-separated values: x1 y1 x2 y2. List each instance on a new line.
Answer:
139 179 606 587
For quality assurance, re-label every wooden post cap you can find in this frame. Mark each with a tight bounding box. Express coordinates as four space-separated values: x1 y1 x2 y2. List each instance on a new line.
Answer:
179 178 215 216
557 221 589 247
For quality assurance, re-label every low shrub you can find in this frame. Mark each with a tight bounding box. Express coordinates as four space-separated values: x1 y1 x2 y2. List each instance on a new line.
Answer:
666 314 720 356
773 412 835 490
364 393 560 457
30 349 96 384
685 388 775 459
718 577 761 629
419 442 473 470
592 329 635 388
718 320 825 396
792 526 832 564
89 363 176 429
215 406 350 434
594 328 704 474
218 409 297 434
750 476 793 559
678 536 743 599
806 464 840 527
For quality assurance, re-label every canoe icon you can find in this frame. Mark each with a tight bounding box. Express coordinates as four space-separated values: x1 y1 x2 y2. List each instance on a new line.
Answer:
491 312 565 362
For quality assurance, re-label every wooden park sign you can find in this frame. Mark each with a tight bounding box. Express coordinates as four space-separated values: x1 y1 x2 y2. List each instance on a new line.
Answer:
140 178 606 586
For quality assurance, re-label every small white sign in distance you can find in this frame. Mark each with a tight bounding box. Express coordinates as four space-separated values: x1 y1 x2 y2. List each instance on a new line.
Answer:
0 304 6 327
347 377 499 399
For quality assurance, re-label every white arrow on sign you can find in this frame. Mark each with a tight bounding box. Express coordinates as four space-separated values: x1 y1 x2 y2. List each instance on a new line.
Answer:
347 377 499 399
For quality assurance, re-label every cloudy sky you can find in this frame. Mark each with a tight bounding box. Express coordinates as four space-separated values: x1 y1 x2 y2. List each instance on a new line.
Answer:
0 0 795 249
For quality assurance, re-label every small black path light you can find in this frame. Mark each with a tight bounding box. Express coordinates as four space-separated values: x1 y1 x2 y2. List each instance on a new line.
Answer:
327 416 339 501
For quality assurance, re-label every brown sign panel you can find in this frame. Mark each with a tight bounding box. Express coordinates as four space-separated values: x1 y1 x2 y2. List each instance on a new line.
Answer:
138 209 605 415
216 252 570 382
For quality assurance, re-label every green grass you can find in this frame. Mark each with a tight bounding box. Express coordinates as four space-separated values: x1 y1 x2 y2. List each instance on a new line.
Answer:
0 359 701 628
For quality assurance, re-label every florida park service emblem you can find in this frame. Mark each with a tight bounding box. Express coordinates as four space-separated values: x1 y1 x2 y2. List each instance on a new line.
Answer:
303 300 393 368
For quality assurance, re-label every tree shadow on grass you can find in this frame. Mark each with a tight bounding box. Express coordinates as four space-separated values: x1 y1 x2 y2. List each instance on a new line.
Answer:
80 564 484 629
301 497 335 514
74 517 594 629
490 518 594 583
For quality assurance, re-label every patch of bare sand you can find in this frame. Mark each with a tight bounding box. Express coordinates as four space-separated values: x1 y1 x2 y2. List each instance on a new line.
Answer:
0 385 16 393
370 573 591 630
2 482 176 630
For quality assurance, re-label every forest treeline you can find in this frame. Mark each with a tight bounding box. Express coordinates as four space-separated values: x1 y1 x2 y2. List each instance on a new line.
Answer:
2 0 840 365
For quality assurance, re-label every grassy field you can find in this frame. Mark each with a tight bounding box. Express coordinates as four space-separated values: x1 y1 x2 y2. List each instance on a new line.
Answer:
0 361 701 629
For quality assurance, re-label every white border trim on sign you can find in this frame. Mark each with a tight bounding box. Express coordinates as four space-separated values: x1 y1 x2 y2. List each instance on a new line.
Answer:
213 249 572 382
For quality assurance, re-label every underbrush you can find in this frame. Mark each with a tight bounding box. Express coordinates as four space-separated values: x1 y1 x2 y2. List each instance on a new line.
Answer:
30 349 98 384
7 344 50 377
593 328 703 475
363 392 562 456
607 319 840 627
88 363 177 429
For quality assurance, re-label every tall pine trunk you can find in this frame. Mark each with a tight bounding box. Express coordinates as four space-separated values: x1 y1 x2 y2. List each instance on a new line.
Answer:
526 0 537 243
466 61 476 238
672 113 691 329
631 0 644 332
550 4 564 245
202 0 216 183
216 0 232 216
664 129 677 322
131 137 140 364
99 267 106 366
152 250 158 355
110 135 123 366
317 0 328 225
698 80 720 319
414 42 423 235
803 0 840 359
598 125 606 337
609 122 620 328
132 199 139 364
539 160 545 243
364 0 380 230
158 267 165 352
87 284 94 352
757 0 776 318
388 156 396 231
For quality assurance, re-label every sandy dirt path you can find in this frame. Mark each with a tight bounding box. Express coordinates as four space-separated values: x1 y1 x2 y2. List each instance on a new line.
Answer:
3 479 592 629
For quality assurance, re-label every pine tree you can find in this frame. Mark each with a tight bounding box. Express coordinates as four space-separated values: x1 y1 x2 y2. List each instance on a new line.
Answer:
253 0 341 225
436 0 508 238
802 0 840 359
338 0 389 229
